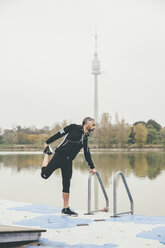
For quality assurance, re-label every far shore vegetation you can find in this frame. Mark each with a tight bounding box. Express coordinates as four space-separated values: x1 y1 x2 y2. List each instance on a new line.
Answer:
0 113 165 151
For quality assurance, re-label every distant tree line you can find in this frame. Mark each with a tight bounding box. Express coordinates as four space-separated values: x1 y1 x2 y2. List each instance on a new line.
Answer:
92 113 165 148
0 113 165 148
0 120 68 148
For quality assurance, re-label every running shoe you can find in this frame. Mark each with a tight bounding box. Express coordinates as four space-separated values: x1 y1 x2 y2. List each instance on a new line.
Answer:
43 145 54 155
41 167 47 179
61 207 78 216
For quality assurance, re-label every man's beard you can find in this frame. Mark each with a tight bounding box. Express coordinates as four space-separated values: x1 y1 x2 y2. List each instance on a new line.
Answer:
87 127 94 134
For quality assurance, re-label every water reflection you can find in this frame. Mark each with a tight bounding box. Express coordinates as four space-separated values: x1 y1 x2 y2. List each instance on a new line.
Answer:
0 152 165 216
74 152 165 186
0 151 165 181
0 154 42 172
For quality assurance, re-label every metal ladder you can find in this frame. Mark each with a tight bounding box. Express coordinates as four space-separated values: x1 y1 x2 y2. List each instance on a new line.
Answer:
113 171 134 217
86 171 109 215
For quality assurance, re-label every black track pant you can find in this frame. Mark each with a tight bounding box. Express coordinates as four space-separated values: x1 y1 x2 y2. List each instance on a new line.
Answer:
41 152 72 193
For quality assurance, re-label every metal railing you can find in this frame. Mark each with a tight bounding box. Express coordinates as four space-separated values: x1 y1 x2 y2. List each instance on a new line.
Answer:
86 171 109 215
113 171 134 217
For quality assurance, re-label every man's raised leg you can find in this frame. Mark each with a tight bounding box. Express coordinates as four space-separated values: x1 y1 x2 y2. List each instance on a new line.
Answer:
42 154 50 167
41 145 54 179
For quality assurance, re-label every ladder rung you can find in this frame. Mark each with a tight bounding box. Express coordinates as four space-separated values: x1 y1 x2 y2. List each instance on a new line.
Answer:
88 208 108 214
113 211 132 217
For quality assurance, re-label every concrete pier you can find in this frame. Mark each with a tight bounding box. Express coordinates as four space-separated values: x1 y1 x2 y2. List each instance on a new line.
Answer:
0 225 46 245
1 200 165 247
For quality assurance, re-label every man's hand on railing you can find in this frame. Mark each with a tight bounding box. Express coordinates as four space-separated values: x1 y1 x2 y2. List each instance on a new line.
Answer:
90 168 97 174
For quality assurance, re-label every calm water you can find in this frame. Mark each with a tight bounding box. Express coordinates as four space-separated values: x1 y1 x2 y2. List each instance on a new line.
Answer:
0 151 165 216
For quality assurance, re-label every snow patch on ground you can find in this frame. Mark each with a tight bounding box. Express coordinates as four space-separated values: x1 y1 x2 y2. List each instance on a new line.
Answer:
14 214 94 229
137 226 165 245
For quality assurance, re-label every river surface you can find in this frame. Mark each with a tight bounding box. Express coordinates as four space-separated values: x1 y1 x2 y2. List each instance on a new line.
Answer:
0 151 165 216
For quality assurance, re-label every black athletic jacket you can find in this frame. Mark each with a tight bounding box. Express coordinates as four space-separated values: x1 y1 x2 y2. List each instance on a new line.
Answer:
46 124 95 169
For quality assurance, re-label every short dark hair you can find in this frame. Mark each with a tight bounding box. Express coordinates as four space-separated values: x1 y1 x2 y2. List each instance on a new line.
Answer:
82 117 95 126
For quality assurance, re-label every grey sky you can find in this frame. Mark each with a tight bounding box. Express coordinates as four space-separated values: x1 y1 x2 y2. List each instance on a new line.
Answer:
0 0 165 129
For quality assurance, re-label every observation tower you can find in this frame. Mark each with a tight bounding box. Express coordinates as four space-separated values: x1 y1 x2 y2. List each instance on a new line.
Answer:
91 33 101 123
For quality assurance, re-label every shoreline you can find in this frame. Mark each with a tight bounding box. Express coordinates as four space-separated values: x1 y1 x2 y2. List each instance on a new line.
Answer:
91 147 165 152
0 147 165 153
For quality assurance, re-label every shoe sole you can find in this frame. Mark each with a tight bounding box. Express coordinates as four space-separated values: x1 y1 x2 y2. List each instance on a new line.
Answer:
61 213 78 217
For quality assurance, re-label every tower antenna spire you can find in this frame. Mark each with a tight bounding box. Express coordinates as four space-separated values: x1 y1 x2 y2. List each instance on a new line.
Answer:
95 31 97 57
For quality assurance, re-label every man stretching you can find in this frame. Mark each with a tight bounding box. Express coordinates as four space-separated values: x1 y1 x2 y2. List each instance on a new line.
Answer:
41 117 96 216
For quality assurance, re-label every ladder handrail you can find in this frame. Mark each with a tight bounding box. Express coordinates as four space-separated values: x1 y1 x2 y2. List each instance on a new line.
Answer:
87 171 109 214
113 171 134 217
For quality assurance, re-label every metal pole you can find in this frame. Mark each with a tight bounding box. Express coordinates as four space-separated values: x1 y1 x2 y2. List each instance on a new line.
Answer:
113 171 134 217
87 172 109 214
96 172 109 212
94 75 98 123
88 173 92 214
113 173 117 217
94 174 99 210
120 173 134 215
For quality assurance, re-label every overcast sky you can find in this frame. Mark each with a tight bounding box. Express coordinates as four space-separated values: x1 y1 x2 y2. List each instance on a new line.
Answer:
0 0 165 129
